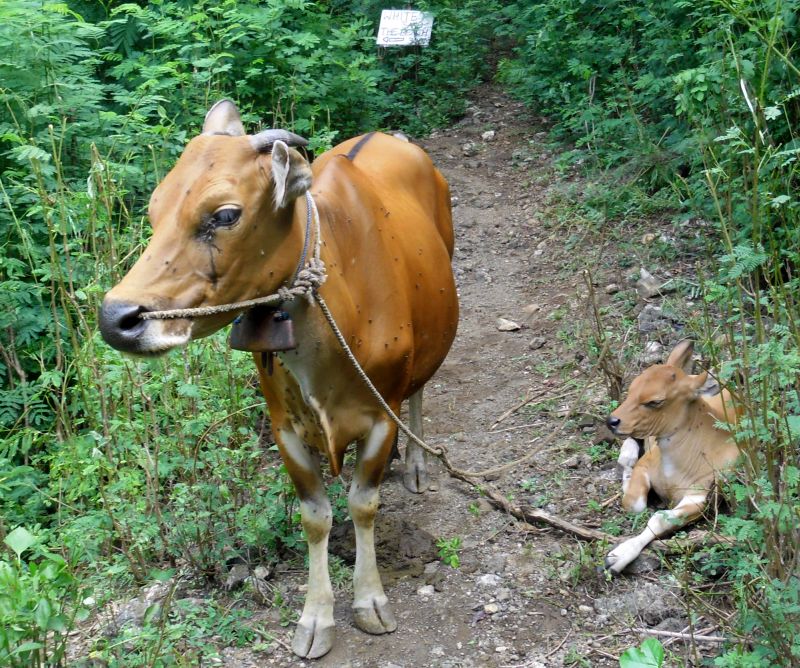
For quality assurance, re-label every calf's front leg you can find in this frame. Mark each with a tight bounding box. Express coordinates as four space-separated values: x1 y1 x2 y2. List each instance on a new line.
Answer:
605 493 706 574
277 430 335 659
350 418 398 634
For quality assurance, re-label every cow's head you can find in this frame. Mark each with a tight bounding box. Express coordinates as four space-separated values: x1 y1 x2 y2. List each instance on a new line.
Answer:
606 340 708 439
99 100 312 355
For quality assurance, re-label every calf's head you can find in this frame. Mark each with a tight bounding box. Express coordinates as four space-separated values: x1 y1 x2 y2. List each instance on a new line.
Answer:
606 340 708 439
99 100 312 355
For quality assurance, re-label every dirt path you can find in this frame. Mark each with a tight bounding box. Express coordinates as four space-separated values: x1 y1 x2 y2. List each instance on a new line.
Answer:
249 87 694 667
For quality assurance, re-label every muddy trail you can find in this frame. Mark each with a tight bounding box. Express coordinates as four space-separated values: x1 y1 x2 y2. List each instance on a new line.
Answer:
78 87 710 668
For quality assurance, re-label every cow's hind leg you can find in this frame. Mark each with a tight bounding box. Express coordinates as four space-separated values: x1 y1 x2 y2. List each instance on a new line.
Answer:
403 388 429 493
278 431 335 659
350 418 398 635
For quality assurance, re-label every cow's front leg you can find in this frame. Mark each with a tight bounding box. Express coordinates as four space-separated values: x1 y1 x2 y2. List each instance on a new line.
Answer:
606 493 706 574
350 418 398 635
278 430 335 659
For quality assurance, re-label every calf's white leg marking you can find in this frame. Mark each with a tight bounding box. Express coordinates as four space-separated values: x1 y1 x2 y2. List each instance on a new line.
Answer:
618 437 640 495
606 493 707 574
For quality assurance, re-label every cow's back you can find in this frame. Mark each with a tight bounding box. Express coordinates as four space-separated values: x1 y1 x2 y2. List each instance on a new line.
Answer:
310 133 458 401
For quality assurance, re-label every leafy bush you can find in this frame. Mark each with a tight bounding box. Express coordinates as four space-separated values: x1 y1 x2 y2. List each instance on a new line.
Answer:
0 528 85 668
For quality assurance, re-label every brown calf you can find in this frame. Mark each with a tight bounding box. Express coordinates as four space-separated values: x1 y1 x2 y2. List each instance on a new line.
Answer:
604 340 739 573
98 101 458 657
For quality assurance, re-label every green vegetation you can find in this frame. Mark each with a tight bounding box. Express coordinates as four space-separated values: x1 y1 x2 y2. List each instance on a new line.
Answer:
435 536 462 568
619 638 665 668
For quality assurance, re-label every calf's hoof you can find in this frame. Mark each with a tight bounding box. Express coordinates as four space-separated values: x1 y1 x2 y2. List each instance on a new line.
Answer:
403 463 429 494
292 620 335 659
353 597 398 635
604 544 638 575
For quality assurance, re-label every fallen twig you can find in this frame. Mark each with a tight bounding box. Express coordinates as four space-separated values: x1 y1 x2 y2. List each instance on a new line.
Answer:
489 420 545 434
490 389 548 429
600 492 621 508
588 647 619 661
545 630 571 658
635 628 726 643
448 470 730 555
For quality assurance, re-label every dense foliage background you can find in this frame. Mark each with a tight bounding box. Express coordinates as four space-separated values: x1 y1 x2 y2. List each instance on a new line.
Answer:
1 0 799 665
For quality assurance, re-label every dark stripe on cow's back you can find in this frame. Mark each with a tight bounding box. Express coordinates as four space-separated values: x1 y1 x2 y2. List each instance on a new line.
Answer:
345 132 376 161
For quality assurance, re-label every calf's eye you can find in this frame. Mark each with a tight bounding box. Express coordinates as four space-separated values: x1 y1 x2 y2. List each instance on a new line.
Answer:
212 207 241 227
643 400 664 409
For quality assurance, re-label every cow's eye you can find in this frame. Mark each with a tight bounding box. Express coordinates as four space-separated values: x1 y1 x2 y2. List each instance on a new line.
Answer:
211 207 241 227
643 399 664 409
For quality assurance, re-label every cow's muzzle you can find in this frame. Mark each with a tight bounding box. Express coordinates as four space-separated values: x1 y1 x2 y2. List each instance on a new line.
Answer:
99 299 150 353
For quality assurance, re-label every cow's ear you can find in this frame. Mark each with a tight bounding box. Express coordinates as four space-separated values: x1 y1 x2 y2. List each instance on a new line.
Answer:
666 339 694 374
271 140 312 209
203 99 245 136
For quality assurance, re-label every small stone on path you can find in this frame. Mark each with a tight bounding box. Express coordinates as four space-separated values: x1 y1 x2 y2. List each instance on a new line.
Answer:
529 336 546 350
496 317 521 331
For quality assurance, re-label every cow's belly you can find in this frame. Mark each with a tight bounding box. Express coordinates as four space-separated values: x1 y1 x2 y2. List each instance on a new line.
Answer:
257 356 380 471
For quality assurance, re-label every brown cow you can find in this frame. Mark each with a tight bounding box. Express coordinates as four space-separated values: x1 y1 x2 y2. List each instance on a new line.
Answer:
98 100 458 658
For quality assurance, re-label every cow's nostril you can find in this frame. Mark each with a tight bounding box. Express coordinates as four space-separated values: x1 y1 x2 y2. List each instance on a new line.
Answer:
119 308 147 331
99 300 150 351
606 416 621 431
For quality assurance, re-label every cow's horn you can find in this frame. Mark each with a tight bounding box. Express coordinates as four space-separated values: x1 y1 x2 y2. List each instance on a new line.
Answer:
250 129 309 154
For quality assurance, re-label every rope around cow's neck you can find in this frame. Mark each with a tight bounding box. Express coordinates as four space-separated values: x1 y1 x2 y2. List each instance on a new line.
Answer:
138 190 578 479
140 191 325 321
138 191 446 457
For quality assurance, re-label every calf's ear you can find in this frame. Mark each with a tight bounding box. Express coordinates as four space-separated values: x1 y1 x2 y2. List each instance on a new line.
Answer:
687 370 709 397
666 339 694 373
203 99 245 136
271 140 313 209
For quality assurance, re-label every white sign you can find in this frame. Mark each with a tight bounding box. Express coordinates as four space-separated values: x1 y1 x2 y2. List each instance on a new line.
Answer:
376 9 434 47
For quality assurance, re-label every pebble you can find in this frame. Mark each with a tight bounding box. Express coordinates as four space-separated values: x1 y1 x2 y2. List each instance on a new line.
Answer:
481 130 496 142
636 267 663 298
417 584 435 597
529 336 546 350
478 573 502 587
643 340 663 364
496 317 521 331
462 142 479 157
224 563 249 591
578 604 593 614
484 603 500 614
605 283 620 295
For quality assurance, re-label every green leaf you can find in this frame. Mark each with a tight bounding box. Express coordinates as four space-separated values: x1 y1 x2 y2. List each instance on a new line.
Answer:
619 638 665 668
34 599 53 630
4 527 36 558
10 641 44 656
